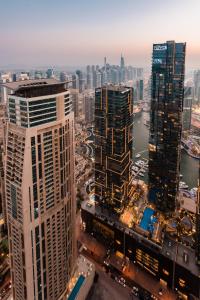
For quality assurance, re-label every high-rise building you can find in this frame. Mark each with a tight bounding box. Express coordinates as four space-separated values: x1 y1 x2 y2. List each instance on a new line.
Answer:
86 66 93 89
59 72 67 82
182 96 192 131
0 104 6 228
0 73 12 103
19 72 30 81
194 70 200 103
70 88 79 119
46 68 54 79
104 57 107 70
76 70 84 93
120 54 125 69
148 41 186 214
136 68 143 78
136 79 144 101
84 94 95 124
72 74 79 90
94 85 134 213
96 71 102 88
4 79 76 300
34 71 43 80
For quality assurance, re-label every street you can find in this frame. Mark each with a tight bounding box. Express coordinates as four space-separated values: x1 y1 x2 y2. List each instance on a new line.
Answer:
77 213 177 300
83 251 137 300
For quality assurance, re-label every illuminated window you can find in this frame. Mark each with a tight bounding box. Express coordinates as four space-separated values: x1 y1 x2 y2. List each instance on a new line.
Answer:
149 144 156 152
115 240 121 245
179 278 185 287
163 269 169 276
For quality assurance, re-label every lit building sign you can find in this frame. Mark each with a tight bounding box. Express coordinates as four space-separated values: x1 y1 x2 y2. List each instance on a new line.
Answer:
154 45 167 51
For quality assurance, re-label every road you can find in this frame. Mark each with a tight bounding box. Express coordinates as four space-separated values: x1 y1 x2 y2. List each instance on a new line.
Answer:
78 223 177 300
82 250 137 300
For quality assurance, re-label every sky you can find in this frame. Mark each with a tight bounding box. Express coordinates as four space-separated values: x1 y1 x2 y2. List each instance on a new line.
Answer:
0 0 200 69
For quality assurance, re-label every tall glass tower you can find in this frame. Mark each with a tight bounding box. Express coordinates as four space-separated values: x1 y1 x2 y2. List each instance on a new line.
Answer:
94 85 134 213
148 41 186 214
5 79 76 300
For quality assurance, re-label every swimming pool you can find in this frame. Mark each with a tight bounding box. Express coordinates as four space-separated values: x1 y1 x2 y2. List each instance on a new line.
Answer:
68 275 85 300
139 207 157 232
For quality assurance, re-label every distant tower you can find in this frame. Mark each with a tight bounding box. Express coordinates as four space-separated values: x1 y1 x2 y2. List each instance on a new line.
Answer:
104 57 107 69
76 70 84 93
120 54 125 69
148 41 186 214
46 68 54 79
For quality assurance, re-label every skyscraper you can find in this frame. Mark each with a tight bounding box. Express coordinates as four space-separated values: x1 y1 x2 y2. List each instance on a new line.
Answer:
70 88 79 119
46 68 54 79
4 79 76 300
0 73 12 103
84 93 95 124
76 70 84 93
194 70 200 103
136 79 144 102
86 65 93 89
120 54 125 69
94 85 134 213
148 41 186 214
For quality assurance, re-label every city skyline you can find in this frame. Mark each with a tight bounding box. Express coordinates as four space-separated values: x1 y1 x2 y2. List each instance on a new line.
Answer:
1 1 200 299
0 0 200 69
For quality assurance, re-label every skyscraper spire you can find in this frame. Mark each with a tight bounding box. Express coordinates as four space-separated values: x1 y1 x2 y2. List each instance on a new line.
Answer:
104 56 107 69
120 53 125 68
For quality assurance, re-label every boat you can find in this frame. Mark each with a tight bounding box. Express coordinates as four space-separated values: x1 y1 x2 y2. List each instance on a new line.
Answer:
179 174 183 178
135 160 145 167
190 187 197 196
135 154 141 158
179 182 189 190
139 173 144 177
132 166 139 172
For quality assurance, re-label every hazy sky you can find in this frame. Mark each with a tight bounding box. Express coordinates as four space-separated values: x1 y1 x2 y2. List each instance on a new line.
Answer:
1 0 200 69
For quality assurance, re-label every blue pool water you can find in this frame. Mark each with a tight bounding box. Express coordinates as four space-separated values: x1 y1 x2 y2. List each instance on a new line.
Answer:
139 207 157 233
68 275 85 300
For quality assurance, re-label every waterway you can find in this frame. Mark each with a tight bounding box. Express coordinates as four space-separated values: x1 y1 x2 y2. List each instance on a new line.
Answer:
133 112 199 189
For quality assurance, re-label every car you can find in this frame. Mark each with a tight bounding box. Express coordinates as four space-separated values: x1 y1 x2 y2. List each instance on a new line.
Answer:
131 289 138 296
115 276 126 287
158 288 163 296
103 260 109 266
151 295 158 300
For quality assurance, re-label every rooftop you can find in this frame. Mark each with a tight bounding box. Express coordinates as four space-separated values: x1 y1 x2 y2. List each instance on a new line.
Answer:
82 200 199 277
1 78 59 91
1 79 69 98
96 84 132 93
66 255 95 300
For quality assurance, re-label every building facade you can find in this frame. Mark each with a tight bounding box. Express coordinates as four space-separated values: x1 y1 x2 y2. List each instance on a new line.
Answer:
5 79 76 300
84 94 95 124
196 166 200 266
148 41 186 214
81 203 200 300
94 86 134 213
194 70 200 103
